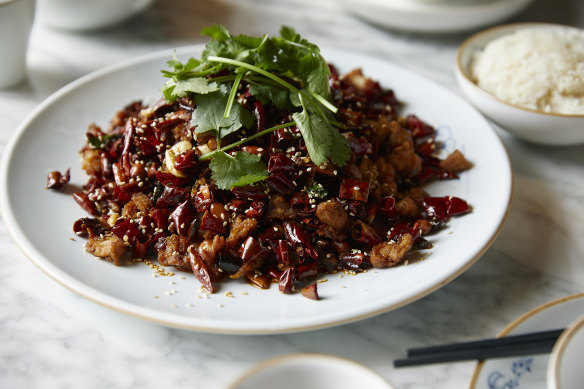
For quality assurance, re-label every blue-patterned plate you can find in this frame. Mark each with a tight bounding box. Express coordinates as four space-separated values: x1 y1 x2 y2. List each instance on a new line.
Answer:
469 294 584 389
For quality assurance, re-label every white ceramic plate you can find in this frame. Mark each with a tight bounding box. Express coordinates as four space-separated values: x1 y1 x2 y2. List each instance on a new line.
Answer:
340 0 534 33
0 46 511 334
229 353 395 389
469 293 584 389
548 315 584 389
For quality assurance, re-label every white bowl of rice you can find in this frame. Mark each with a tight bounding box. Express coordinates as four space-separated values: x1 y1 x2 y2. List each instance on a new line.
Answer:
455 23 584 146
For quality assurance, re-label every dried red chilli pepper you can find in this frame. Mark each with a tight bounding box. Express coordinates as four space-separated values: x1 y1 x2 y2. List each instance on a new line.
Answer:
423 196 469 221
406 114 435 138
227 199 249 213
188 246 214 293
347 134 373 156
231 186 268 200
151 208 170 230
155 170 192 187
279 267 295 294
301 283 319 300
295 261 318 281
234 237 270 278
380 195 397 219
283 221 318 260
133 238 150 259
339 178 370 202
73 217 107 237
193 185 213 212
268 153 295 174
111 218 140 245
339 251 370 271
245 200 266 220
174 149 197 175
73 192 99 216
155 186 189 209
289 191 315 216
171 199 197 236
387 221 424 242
294 165 316 189
257 226 284 242
199 210 224 234
46 169 70 190
99 152 113 179
265 173 297 195
138 214 155 236
350 220 382 246
253 100 265 132
271 240 290 265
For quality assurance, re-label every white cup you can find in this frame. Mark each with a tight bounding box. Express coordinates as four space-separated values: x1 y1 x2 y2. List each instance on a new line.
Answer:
548 315 584 389
0 0 35 89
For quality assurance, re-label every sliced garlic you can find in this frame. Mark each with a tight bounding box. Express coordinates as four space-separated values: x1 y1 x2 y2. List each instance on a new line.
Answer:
164 140 193 177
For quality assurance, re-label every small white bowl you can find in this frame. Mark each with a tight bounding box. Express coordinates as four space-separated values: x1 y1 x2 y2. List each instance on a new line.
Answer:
548 315 584 389
455 23 584 146
229 353 395 389
36 0 155 31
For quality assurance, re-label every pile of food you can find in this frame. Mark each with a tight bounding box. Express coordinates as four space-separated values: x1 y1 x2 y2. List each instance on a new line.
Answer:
52 26 471 298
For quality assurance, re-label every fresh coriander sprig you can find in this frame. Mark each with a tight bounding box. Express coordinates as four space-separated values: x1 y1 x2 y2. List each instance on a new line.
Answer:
160 25 351 188
205 55 348 166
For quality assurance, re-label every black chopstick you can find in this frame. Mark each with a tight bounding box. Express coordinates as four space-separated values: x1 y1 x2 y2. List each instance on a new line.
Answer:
394 328 564 368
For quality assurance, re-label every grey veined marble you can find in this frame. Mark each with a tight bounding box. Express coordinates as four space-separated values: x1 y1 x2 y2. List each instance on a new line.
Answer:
1 0 583 388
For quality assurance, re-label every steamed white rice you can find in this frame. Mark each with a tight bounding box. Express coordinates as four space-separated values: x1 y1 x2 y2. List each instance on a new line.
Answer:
470 27 584 115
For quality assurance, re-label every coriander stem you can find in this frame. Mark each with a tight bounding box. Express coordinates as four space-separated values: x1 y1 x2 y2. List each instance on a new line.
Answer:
208 56 298 94
224 71 244 119
199 121 295 161
206 56 337 114
163 65 220 79
311 92 338 113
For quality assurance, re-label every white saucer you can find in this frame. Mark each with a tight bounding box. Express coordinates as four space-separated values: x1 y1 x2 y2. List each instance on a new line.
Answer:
469 294 584 389
229 353 395 389
340 0 535 33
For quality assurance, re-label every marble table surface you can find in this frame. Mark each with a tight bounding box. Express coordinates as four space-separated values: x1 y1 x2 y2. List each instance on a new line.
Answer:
1 0 583 388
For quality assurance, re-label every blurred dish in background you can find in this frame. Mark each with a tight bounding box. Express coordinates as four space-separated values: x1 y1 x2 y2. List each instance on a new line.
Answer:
469 294 584 389
456 23 584 146
0 0 35 88
339 0 534 33
229 354 395 389
548 315 584 389
36 0 155 31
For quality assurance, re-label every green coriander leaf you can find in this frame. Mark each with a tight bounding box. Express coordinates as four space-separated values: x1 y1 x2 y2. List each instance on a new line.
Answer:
279 25 299 41
161 79 177 102
201 24 230 42
210 151 268 190
162 54 203 78
173 78 218 97
161 54 218 101
202 27 263 64
161 78 218 101
278 26 328 94
249 84 292 111
192 84 254 138
292 105 350 166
